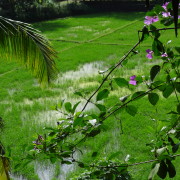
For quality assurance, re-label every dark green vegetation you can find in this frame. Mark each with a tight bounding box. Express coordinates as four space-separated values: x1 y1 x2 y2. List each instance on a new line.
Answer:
0 12 179 179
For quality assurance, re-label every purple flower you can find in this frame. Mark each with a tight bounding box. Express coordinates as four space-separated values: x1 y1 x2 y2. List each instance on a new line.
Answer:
162 2 169 10
144 16 159 25
146 49 154 59
129 75 137 86
161 52 168 57
162 11 171 17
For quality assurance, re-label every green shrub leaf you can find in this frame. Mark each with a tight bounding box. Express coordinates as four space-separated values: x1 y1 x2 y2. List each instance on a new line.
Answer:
114 78 128 87
150 65 160 81
96 89 110 101
64 102 72 113
126 105 137 116
157 161 167 179
163 85 174 98
148 93 159 105
166 159 176 178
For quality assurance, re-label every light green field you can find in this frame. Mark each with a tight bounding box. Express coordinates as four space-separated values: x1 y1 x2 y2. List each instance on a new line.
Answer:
0 12 179 179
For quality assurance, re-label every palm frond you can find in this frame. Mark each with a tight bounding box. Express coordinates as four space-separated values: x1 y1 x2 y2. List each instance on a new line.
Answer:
0 16 57 86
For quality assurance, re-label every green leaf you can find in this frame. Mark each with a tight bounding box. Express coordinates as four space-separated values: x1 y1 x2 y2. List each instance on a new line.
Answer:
126 105 137 116
50 157 56 164
148 93 159 106
152 39 164 56
96 89 110 101
78 162 84 168
168 136 175 146
73 117 84 127
64 102 72 113
92 152 98 157
166 159 176 178
140 26 149 42
160 18 174 26
88 128 101 137
154 5 165 14
150 25 160 38
108 151 122 160
148 163 160 180
150 65 161 81
61 160 72 165
0 16 57 86
74 91 83 97
157 161 167 179
177 104 180 114
163 85 174 98
95 104 106 112
175 82 180 93
72 101 81 114
131 91 145 100
172 143 180 153
114 78 128 87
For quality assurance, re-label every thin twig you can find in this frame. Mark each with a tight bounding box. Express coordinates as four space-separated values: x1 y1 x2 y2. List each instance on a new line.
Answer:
81 40 141 112
139 27 180 33
103 85 162 121
89 154 180 169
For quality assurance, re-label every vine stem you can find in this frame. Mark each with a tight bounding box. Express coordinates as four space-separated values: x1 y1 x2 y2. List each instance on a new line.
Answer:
81 40 141 112
89 154 180 168
138 27 180 33
102 84 162 121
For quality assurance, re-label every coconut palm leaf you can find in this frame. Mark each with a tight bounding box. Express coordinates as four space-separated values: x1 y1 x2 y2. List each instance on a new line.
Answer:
0 16 57 85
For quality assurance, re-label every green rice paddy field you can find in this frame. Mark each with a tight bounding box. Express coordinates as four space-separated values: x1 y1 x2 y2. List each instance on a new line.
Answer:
0 12 179 179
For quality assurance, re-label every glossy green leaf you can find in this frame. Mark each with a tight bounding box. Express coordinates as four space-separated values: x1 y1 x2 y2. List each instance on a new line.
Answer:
64 102 72 113
74 91 83 97
172 143 180 153
92 152 98 157
140 26 149 42
157 161 167 179
73 117 84 127
114 78 128 87
177 104 180 114
163 85 174 98
175 82 180 93
152 39 164 56
95 104 106 112
126 105 137 116
72 101 81 114
150 65 161 81
148 93 159 106
78 162 84 168
96 89 110 101
131 91 145 100
166 159 176 178
108 151 122 160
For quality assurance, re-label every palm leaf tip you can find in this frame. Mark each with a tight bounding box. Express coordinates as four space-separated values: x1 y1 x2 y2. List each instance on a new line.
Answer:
0 16 58 86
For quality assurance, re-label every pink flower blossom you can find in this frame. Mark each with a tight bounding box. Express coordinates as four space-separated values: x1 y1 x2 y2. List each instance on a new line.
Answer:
144 16 159 25
161 52 168 57
162 2 169 10
162 11 171 17
129 75 137 86
146 49 154 59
